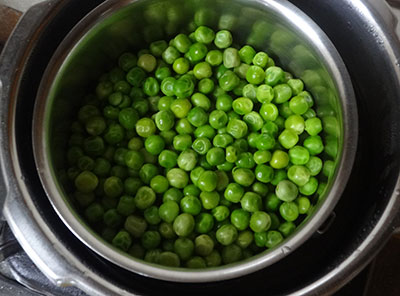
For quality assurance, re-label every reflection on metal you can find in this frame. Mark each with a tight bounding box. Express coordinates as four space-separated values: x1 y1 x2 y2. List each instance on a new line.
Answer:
32 0 357 283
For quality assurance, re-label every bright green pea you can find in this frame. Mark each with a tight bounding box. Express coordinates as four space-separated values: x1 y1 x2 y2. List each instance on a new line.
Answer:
191 93 211 111
183 184 201 197
305 156 323 176
303 135 324 155
278 129 299 149
232 97 253 115
167 168 189 189
239 45 256 64
158 150 178 169
173 134 192 151
144 135 165 155
227 119 248 139
162 46 180 64
192 137 212 155
276 180 298 202
287 79 304 95
198 78 215 94
206 50 223 66
232 167 255 187
193 62 212 79
273 84 293 104
270 150 289 169
161 77 176 96
223 47 240 69
175 118 194 135
199 191 220 210
187 106 208 127
219 70 240 91
241 192 262 212
299 176 319 196
194 25 215 44
284 115 305 135
216 94 233 112
288 165 311 186
212 205 230 222
136 118 156 138
174 33 192 53
236 152 255 169
289 146 310 165
214 30 233 49
256 84 274 103
216 224 238 246
163 188 183 203
177 149 198 171
265 66 285 86
250 211 271 233
260 103 279 121
170 98 191 118
255 164 274 183
296 196 311 214
265 230 284 248
225 145 238 163
279 201 299 222
305 117 323 136
254 150 272 165
246 65 265 85
126 67 146 87
173 213 195 237
173 57 190 74
253 51 269 68
194 125 216 139
186 42 208 63
173 77 195 99
289 95 309 115
230 209 250 231
150 175 169 194
206 147 225 166
255 133 276 151
197 170 218 192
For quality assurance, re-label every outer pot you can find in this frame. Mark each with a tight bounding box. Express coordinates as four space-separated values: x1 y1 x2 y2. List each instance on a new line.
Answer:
31 0 356 284
0 0 400 295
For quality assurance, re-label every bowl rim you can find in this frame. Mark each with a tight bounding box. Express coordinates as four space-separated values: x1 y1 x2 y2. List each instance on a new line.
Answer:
32 0 358 282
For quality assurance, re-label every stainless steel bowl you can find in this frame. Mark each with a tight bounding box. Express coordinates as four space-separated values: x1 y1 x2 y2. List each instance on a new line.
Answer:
32 0 357 283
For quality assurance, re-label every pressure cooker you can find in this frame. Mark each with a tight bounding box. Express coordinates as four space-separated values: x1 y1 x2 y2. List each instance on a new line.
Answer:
0 0 400 295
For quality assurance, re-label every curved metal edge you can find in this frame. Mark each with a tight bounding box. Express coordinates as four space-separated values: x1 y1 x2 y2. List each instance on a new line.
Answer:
31 0 358 283
292 1 400 295
0 1 132 295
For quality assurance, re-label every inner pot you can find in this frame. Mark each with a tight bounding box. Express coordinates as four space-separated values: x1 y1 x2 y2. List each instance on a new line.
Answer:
32 0 357 282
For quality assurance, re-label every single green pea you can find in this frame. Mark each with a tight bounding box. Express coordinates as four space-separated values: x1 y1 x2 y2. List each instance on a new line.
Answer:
137 54 157 73
187 107 209 127
197 217 219 239
198 78 215 94
232 167 255 187
219 70 240 91
186 42 208 63
253 150 272 165
199 191 220 210
273 84 293 104
206 49 223 66
136 117 156 138
232 97 253 115
170 98 192 118
234 63 250 80
206 147 225 166
285 115 305 135
265 66 285 86
194 25 215 44
246 65 266 85
124 215 147 240
191 93 211 111
158 150 178 169
227 119 248 139
174 33 192 53
276 180 298 202
167 168 189 189
173 134 192 151
305 117 323 136
134 186 156 210
150 175 169 194
299 176 319 196
205 249 222 267
223 47 241 69
287 160 311 185
177 149 198 171
255 133 276 151
143 206 161 225
255 164 274 183
163 188 183 203
278 129 299 149
242 84 257 101
216 94 233 112
104 123 125 145
230 209 250 231
256 84 274 103
296 196 311 214
175 118 195 135
194 125 216 139
270 150 289 169
239 45 256 64
241 192 262 212
183 184 201 197
303 135 324 155
214 30 233 49
216 224 238 246
221 244 243 264
162 46 180 64
265 230 284 248
235 152 256 169
253 51 269 68
197 170 218 192
173 213 195 237
250 211 271 233
161 77 176 96
126 67 147 87
260 103 279 122
289 146 310 165
306 156 323 176
212 205 230 222
112 230 132 251
193 62 212 79
289 95 309 115
280 201 299 222
144 135 165 155
173 77 195 99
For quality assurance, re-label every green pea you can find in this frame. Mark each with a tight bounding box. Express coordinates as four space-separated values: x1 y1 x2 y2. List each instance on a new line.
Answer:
255 133 276 151
136 117 156 138
303 135 324 155
118 52 137 72
232 97 253 115
112 230 132 251
255 164 274 183
241 192 262 212
197 170 218 192
239 45 256 64
211 206 229 222
231 209 250 231
249 211 271 233
170 98 192 118
288 165 311 186
173 213 195 237
187 107 208 127
150 175 169 193
173 57 190 74
186 42 208 63
174 34 192 53
296 196 311 214
173 77 195 99
161 77 176 96
232 167 255 187
75 171 98 193
265 66 284 86
191 93 211 111
246 65 265 85
125 215 147 238
193 62 212 79
194 125 216 139
206 147 225 166
216 224 238 246
198 78 215 94
134 186 156 210
223 47 241 69
195 213 214 234
289 95 309 115
253 150 272 165
276 180 298 202
279 201 299 222
299 177 319 196
167 168 189 189
227 119 248 139
265 230 284 248
199 191 220 210
144 135 165 155
260 103 279 121
177 149 198 171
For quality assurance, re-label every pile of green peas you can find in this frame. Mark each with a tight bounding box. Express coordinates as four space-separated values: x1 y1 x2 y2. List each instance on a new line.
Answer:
65 25 334 268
